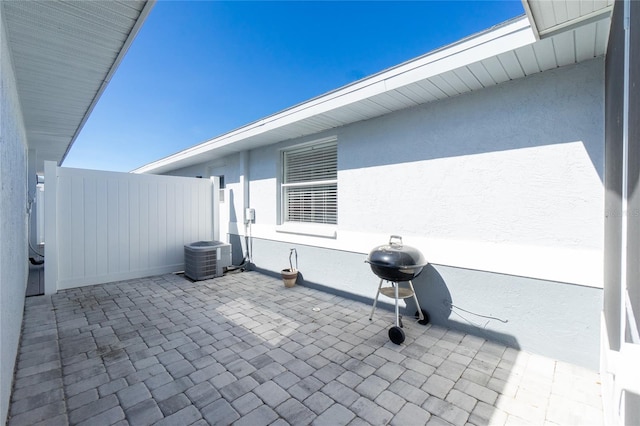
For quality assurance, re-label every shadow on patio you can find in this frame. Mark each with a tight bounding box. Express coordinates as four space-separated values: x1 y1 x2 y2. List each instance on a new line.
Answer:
8 271 602 425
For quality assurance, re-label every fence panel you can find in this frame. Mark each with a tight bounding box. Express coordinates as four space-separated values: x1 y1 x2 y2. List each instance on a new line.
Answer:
44 162 217 292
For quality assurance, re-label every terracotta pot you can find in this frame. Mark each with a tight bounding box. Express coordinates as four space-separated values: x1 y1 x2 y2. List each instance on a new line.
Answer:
281 269 298 288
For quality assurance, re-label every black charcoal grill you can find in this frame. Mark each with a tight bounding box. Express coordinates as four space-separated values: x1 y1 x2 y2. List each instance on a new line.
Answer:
366 235 430 344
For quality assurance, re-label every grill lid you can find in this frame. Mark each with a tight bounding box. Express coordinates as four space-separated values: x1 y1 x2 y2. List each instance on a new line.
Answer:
366 235 427 269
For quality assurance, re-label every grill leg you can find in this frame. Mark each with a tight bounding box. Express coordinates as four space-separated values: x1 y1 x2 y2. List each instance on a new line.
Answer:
394 282 401 328
369 278 384 321
408 280 424 321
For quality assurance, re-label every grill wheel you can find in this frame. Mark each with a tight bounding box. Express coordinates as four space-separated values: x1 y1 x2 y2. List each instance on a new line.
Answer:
388 326 405 344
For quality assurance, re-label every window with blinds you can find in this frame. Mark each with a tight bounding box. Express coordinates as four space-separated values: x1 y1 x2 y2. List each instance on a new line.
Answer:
282 140 337 225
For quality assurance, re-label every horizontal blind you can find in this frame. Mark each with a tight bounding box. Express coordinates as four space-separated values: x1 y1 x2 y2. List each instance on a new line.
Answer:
285 143 337 182
283 141 337 225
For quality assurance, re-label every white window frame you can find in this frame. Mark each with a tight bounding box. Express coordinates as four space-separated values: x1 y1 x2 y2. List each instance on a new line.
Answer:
277 137 337 238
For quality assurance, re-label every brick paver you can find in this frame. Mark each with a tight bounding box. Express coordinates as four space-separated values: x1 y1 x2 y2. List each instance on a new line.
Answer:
7 271 603 425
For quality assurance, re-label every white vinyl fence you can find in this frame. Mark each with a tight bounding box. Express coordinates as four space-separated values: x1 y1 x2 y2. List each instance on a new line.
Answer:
44 161 219 293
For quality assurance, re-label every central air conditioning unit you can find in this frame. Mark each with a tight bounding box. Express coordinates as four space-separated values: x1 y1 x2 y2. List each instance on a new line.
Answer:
184 241 232 281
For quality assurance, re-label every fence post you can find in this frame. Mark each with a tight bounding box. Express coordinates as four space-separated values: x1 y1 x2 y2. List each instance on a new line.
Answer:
44 160 58 294
211 176 220 242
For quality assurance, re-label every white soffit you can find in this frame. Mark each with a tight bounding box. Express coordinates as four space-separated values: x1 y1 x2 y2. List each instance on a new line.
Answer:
134 1 612 175
2 0 155 171
523 0 613 38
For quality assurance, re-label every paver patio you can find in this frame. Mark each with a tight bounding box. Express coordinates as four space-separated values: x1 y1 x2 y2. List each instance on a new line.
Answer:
8 271 603 425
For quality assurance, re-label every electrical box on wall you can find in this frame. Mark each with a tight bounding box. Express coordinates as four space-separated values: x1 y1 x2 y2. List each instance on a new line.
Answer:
245 208 255 223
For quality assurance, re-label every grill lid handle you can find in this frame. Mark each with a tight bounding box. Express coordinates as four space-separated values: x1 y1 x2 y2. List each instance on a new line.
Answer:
389 235 403 246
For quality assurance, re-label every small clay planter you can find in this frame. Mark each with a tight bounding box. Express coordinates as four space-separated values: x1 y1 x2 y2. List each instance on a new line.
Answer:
281 268 298 288
282 248 298 288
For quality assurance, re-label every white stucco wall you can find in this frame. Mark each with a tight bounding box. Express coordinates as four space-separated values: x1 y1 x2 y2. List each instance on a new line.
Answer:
241 58 604 289
166 58 604 290
0 6 29 424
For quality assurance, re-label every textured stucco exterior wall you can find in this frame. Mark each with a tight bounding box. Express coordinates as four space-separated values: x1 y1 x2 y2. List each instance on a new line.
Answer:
0 6 29 424
166 58 605 367
223 58 604 288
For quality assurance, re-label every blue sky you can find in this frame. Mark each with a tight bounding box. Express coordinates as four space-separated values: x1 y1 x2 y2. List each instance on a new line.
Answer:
63 1 525 172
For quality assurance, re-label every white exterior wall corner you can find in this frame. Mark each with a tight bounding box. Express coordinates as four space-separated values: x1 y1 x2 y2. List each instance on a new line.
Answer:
0 4 29 424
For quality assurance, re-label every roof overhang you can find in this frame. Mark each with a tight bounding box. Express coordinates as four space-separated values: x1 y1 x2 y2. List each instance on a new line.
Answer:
523 0 613 39
2 0 155 173
133 0 613 175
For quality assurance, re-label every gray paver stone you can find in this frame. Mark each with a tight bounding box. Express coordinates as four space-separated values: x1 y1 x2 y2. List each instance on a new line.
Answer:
422 374 456 399
166 358 196 379
251 361 287 384
202 398 240 425
388 380 429 406
374 390 408 414
391 402 431 426
209 370 236 389
322 381 360 406
454 378 498 405
314 362 347 384
98 378 128 397
350 396 393 426
436 360 466 382
273 371 300 390
189 362 225 384
116 382 152 410
66 388 99 411
219 376 259 401
286 358 315 378
276 398 317 424
254 381 290 408
399 369 428 388
312 403 356 426
227 358 257 378
107 359 136 379
355 375 390 399
158 392 191 416
423 396 469 426
337 371 365 389
75 406 125 426
125 363 166 385
144 371 173 390
12 368 62 391
234 405 279 426
124 399 164 426
155 405 202 426
185 381 222 409
7 401 65 426
375 347 406 364
303 391 335 415
67 373 111 397
157 349 184 365
445 388 477 413
425 415 455 426
30 414 69 426
373 362 405 382
9 388 64 416
232 392 262 415
289 376 324 402
68 394 119 424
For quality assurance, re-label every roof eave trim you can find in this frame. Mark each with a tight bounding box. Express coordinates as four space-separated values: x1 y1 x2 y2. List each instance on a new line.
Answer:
521 0 542 40
60 0 157 165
